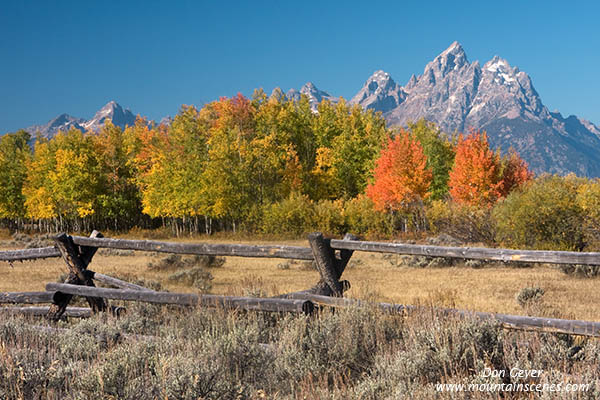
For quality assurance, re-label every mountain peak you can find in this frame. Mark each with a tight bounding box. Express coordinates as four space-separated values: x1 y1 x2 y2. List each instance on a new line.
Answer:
422 41 469 80
350 70 406 113
405 74 418 91
441 41 465 56
286 82 336 111
481 56 523 89
96 100 121 115
484 56 511 71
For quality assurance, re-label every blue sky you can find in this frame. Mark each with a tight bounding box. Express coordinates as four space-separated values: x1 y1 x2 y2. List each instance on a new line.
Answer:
2 0 599 133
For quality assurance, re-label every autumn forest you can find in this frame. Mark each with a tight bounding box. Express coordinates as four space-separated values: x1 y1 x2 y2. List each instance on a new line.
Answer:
1 91 599 251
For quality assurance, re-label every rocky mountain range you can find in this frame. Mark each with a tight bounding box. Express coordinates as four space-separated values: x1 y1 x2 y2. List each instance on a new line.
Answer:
20 42 600 176
288 42 600 176
25 101 138 139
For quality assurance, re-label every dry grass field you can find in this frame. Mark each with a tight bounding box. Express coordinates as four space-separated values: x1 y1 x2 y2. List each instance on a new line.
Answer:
2 234 600 322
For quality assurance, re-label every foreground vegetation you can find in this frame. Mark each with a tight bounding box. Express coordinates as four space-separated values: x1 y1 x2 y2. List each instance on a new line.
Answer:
1 299 599 399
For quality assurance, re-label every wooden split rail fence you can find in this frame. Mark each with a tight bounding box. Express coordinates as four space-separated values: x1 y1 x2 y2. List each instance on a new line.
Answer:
2 231 600 337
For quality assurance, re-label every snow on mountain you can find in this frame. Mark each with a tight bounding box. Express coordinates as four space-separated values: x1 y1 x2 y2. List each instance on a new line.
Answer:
81 101 137 132
349 70 407 113
25 101 138 139
350 42 600 177
26 114 86 139
284 82 337 111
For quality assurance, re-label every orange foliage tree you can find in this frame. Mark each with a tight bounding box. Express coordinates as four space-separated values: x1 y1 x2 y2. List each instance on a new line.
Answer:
448 131 502 206
366 129 432 212
449 131 532 206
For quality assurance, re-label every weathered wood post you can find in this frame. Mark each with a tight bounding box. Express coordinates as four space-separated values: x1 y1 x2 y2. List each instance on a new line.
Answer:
306 232 358 297
47 231 107 320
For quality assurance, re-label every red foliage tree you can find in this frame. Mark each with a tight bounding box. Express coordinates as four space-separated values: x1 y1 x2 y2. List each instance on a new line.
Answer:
366 129 432 212
499 148 534 196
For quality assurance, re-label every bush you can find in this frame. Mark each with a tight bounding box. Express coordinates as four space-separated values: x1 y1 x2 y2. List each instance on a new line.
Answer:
9 232 54 248
312 199 346 235
342 194 393 237
168 267 213 291
390 254 455 268
559 264 600 278
426 200 495 244
516 286 545 308
261 192 314 235
576 179 600 250
148 254 224 271
2 306 599 399
493 175 586 250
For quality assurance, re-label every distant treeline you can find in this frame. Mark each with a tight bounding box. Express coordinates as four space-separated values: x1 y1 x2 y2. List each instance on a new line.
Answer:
2 91 599 250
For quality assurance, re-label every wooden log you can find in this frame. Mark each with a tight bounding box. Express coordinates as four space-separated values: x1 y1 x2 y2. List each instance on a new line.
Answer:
0 247 60 262
47 283 197 306
285 293 600 338
334 233 360 277
301 232 358 297
468 311 600 337
0 291 55 304
71 235 314 260
48 232 107 320
6 235 600 267
79 230 103 266
282 292 414 313
274 280 351 299
89 271 154 291
308 232 343 296
330 239 600 266
45 283 314 314
199 294 314 314
0 306 92 318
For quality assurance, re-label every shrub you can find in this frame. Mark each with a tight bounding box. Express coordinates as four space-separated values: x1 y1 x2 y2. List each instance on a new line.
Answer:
2 305 599 399
464 259 486 269
148 254 224 271
516 286 545 308
312 199 346 235
9 232 54 248
391 254 454 268
493 175 586 250
426 200 495 244
559 264 600 278
342 194 393 237
576 179 600 250
168 267 213 291
261 192 314 235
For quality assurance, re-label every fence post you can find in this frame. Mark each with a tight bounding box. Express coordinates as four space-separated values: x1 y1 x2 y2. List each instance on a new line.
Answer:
335 233 359 277
47 231 107 321
307 232 358 297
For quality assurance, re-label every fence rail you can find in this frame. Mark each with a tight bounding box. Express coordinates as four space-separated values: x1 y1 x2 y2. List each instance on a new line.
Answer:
329 239 600 265
1 231 600 338
0 246 60 261
4 236 600 266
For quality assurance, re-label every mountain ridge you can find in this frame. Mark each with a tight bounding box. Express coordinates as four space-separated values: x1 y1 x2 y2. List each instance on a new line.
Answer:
24 101 139 139
343 42 600 176
18 43 600 176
